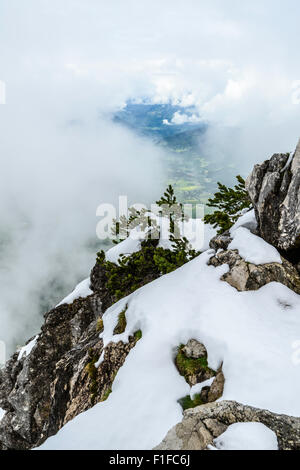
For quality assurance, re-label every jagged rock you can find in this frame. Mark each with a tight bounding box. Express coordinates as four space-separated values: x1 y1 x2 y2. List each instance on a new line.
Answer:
208 249 300 294
207 370 225 403
209 230 232 251
0 288 139 450
154 400 300 450
246 142 300 259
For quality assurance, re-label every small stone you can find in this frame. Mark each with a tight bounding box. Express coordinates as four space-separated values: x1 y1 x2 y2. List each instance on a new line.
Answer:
182 339 207 359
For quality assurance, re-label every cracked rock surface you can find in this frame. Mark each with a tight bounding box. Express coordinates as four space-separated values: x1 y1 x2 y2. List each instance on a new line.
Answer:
208 249 300 295
246 142 300 258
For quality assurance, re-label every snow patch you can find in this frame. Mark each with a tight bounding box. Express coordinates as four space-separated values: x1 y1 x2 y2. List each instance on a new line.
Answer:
57 278 92 306
229 227 282 264
18 335 39 361
230 209 257 233
190 377 215 399
214 422 278 450
0 408 5 422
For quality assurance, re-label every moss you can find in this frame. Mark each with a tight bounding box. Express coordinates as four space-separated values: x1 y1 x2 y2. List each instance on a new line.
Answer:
175 345 215 382
113 307 127 335
178 393 203 411
134 329 142 341
96 318 104 332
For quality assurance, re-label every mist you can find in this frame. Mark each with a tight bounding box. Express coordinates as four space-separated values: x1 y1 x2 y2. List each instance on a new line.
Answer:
0 70 166 356
1 0 300 356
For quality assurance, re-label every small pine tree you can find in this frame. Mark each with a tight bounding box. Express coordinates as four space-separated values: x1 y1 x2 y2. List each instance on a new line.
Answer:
156 184 178 207
204 175 252 234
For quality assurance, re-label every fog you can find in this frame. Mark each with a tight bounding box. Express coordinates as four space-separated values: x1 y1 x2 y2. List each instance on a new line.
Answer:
1 0 300 356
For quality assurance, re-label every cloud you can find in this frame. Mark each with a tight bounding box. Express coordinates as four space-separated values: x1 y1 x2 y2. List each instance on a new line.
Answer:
1 0 300 354
163 111 203 126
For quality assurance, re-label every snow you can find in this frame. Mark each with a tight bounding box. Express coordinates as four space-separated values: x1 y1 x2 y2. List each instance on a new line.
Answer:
57 278 93 306
229 210 281 265
17 335 39 361
39 248 300 450
106 238 142 264
281 152 294 173
214 422 278 450
104 219 215 266
0 408 5 423
230 209 257 233
106 219 216 262
105 227 146 264
229 227 282 264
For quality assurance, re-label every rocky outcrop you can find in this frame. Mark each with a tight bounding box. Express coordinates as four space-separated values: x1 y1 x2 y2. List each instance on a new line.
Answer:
208 249 300 294
176 340 217 387
176 340 224 407
246 142 300 259
0 285 140 450
155 400 300 450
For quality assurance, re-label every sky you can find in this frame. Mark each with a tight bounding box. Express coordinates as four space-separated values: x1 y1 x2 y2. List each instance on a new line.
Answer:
0 0 300 355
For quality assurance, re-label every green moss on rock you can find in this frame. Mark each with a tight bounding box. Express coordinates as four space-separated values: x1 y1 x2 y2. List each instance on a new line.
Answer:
134 329 142 341
113 307 128 335
178 393 203 410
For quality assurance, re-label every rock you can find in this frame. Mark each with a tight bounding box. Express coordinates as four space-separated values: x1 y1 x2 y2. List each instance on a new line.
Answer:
154 400 300 450
246 142 300 259
90 263 114 311
176 341 224 405
175 341 216 387
182 339 207 359
208 249 300 294
207 370 225 403
209 231 232 251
